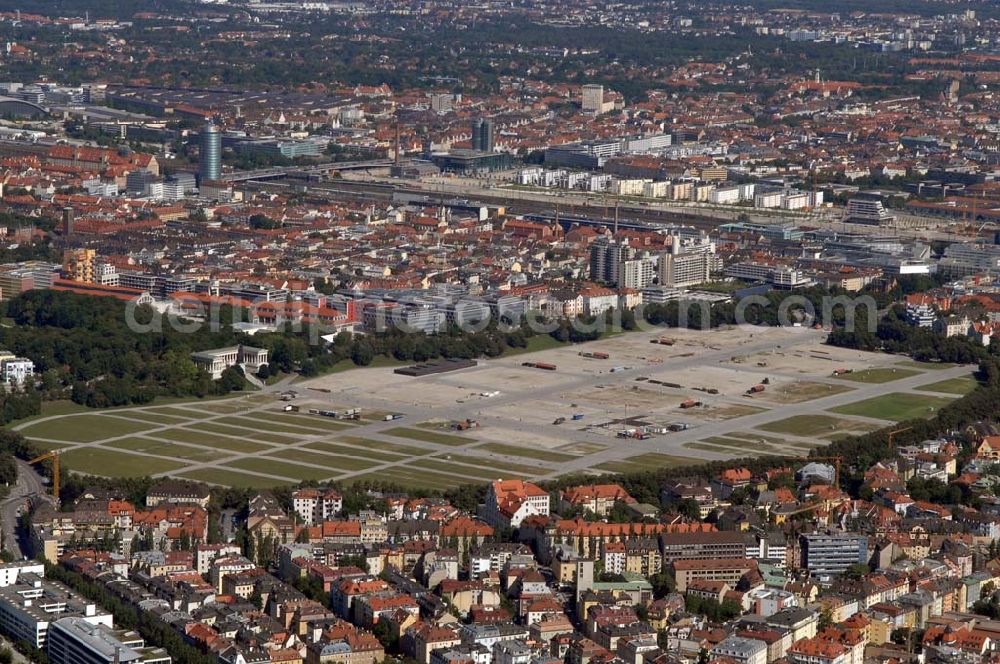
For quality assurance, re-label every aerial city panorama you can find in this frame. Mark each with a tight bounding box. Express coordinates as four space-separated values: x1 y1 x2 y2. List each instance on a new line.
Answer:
3 0 1000 663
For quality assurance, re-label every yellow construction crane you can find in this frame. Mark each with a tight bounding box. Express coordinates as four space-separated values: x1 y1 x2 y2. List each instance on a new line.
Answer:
887 427 913 451
27 450 60 502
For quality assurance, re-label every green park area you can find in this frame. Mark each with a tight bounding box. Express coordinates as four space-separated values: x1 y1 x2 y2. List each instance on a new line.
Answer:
757 414 879 438
830 393 957 422
833 367 921 384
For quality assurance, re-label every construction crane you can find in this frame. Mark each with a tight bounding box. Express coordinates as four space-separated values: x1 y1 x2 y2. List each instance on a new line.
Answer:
27 450 60 502
887 427 913 451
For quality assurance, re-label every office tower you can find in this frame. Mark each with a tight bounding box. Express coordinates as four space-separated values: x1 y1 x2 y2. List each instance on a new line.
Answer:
582 84 605 113
471 118 495 153
198 122 221 184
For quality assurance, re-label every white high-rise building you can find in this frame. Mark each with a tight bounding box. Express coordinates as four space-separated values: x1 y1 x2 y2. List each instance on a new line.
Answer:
618 256 657 290
658 235 716 288
0 351 33 387
582 84 607 114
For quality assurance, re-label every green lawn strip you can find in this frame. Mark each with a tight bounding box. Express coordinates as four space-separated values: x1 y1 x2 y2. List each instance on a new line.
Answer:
186 421 260 438
416 421 454 431
773 439 822 450
19 415 155 443
833 368 920 384
684 441 763 457
257 412 352 431
712 404 769 418
384 427 474 447
757 414 878 438
224 458 337 482
348 468 461 491
430 453 542 476
112 412 193 426
318 355 411 376
244 431 300 445
619 453 702 468
684 442 762 455
186 403 251 415
214 415 333 437
767 382 854 401
706 435 813 452
102 437 227 462
144 406 206 419
25 440 71 451
152 394 255 406
914 375 982 395
592 454 699 474
159 429 274 453
478 443 575 463
384 474 457 491
557 442 608 454
702 436 784 452
896 360 957 371
60 448 186 477
408 459 504 480
593 460 651 474
830 393 956 422
7 399 215 430
724 432 797 445
821 432 858 442
178 469 288 489
304 441 412 463
13 400 90 427
338 437 429 456
502 334 568 356
262 449 378 472
41 400 91 416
